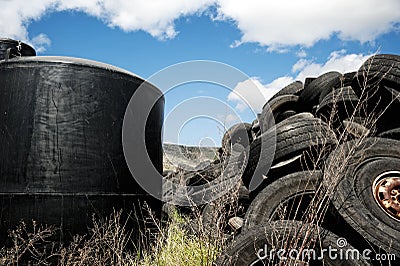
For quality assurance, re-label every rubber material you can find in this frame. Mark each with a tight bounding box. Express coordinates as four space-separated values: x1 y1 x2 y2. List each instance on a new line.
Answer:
216 220 370 265
378 127 400 140
353 54 400 97
221 123 253 155
323 138 400 257
243 171 322 231
318 72 356 103
298 71 342 112
316 86 360 125
260 94 299 132
269 80 303 101
241 115 337 190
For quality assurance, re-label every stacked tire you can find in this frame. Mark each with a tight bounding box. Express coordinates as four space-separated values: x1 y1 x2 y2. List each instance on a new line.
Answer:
216 54 400 265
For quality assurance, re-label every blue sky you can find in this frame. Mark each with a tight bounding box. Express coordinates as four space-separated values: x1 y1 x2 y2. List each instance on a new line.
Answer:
1 0 400 146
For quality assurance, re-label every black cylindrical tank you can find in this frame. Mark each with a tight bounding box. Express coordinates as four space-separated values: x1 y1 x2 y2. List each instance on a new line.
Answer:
0 56 164 242
0 38 36 60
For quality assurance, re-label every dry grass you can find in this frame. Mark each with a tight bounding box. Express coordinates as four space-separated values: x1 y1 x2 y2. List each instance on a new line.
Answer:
0 209 228 265
0 211 137 265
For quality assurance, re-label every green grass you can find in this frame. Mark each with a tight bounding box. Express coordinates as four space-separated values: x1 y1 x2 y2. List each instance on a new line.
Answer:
135 210 219 266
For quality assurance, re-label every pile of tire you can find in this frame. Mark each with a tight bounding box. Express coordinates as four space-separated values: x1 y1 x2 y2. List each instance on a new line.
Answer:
213 54 400 265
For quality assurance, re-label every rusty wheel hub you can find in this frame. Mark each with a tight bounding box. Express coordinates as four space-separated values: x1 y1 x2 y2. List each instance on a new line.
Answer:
372 171 400 222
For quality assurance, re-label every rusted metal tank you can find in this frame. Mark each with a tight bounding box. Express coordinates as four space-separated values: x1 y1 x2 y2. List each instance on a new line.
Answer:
0 52 164 242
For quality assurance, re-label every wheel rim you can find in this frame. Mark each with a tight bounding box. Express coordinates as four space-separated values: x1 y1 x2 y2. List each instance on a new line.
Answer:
372 171 400 222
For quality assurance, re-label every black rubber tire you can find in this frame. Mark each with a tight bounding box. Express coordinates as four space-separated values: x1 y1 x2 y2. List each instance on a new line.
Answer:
343 71 357 85
260 94 299 132
269 80 303 101
323 138 400 257
186 162 222 186
318 72 356 103
250 118 261 139
243 171 322 231
372 85 400 134
353 54 400 98
215 220 371 265
304 77 316 88
241 114 337 190
275 111 314 124
276 110 297 121
318 86 359 109
316 86 360 127
351 55 400 135
298 71 343 112
378 127 400 140
221 123 253 155
263 113 318 187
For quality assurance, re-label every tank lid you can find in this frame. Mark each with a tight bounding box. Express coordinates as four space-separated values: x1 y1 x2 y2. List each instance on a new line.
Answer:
0 38 36 60
1 55 162 94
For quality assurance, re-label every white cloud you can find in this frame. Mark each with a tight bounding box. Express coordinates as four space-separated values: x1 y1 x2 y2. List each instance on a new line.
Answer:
30 33 51 53
0 0 55 41
216 113 239 123
216 0 400 50
95 0 214 39
224 114 240 124
264 76 294 92
1 0 399 52
228 78 262 112
296 50 307 58
293 50 371 81
292 59 309 73
0 0 213 46
227 76 293 113
228 50 371 112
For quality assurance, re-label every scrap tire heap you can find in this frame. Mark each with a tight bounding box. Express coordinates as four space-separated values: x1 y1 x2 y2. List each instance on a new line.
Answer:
165 54 400 265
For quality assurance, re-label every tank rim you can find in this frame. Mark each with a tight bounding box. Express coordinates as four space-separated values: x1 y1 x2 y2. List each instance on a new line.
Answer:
0 55 162 95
